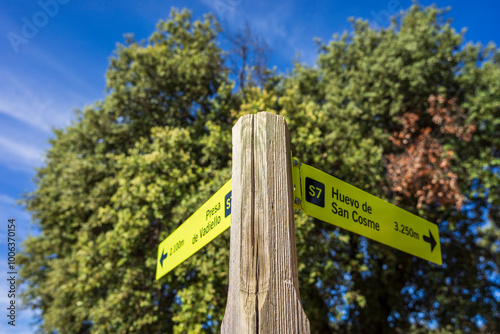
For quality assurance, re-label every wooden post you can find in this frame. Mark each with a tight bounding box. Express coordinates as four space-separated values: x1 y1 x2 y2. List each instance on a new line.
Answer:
222 112 310 333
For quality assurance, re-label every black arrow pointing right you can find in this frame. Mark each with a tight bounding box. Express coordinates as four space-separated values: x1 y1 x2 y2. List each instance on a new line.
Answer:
423 230 437 253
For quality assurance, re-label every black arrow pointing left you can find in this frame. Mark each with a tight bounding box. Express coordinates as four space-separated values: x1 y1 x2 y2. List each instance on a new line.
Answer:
160 249 168 267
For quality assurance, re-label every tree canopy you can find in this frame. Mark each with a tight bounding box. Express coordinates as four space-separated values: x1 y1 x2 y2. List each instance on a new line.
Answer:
20 5 499 333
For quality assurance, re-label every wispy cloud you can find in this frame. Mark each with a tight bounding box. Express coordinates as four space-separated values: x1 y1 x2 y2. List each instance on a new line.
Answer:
244 3 320 67
28 45 97 96
0 70 72 133
201 0 317 67
0 40 99 134
0 136 45 171
0 194 16 205
200 0 245 22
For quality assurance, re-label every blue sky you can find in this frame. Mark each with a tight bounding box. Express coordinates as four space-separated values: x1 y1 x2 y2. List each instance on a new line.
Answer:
0 0 499 332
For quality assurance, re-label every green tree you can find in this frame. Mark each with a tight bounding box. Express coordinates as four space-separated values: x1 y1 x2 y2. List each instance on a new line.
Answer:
20 9 236 333
20 4 499 334
235 5 499 333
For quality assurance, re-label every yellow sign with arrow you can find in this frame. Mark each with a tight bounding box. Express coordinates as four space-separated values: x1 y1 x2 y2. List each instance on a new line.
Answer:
156 157 442 280
292 161 442 265
155 179 232 280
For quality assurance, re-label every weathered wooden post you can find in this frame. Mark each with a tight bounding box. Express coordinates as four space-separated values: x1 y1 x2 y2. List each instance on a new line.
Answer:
221 112 310 333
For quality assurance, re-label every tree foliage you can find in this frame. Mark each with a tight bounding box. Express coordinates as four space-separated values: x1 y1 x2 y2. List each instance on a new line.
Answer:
20 5 499 334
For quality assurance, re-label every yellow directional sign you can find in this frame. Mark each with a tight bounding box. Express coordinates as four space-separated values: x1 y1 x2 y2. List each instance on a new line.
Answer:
292 161 442 265
156 179 232 280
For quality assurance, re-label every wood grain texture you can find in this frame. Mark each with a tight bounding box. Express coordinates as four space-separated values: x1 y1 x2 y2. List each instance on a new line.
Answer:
222 112 310 334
